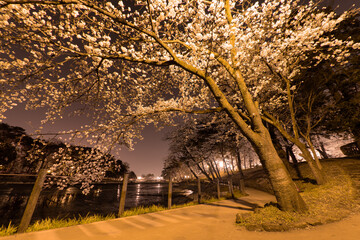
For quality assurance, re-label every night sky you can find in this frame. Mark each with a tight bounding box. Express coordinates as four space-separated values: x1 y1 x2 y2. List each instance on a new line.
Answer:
2 0 358 177
4 104 169 177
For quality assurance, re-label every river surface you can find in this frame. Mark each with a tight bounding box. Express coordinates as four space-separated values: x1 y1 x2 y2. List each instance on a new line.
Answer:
0 182 193 226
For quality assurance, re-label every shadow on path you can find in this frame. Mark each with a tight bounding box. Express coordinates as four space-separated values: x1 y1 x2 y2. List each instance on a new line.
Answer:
204 199 258 211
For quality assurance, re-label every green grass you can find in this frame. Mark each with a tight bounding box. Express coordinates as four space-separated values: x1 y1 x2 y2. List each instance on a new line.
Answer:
120 205 167 217
25 214 116 233
0 222 17 236
236 163 359 231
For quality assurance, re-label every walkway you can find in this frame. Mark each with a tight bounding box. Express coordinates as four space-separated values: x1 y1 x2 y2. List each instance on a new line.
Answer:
2 188 360 240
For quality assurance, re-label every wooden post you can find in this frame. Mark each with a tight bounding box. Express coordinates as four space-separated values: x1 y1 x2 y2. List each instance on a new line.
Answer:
197 177 202 204
18 168 48 233
217 178 221 199
168 174 172 209
118 173 129 217
228 177 234 199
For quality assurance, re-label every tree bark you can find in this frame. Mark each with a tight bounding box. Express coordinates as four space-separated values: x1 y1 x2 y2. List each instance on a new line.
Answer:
236 149 247 195
228 177 234 199
297 141 326 185
197 178 202 204
251 132 307 212
176 55 307 212
206 162 217 180
286 145 303 179
168 174 172 209
208 160 220 179
268 125 295 176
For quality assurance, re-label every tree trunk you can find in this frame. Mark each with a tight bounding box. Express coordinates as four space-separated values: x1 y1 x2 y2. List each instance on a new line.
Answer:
236 149 247 195
304 136 323 170
185 163 198 179
197 178 202 204
228 177 234 199
216 178 221 199
168 174 172 209
297 142 326 185
18 168 48 233
251 134 307 212
213 160 222 179
186 148 213 181
286 145 303 179
316 136 330 159
206 162 217 180
194 161 212 181
209 160 220 179
178 60 307 212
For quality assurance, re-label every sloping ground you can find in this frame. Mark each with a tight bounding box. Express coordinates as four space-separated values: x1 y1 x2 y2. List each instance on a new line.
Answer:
236 158 360 231
241 158 360 195
326 158 360 197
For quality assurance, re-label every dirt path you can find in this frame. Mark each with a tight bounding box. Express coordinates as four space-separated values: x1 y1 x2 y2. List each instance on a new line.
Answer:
2 188 359 240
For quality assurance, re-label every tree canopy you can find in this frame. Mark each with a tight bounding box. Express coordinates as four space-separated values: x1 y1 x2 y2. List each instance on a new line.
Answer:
1 0 359 212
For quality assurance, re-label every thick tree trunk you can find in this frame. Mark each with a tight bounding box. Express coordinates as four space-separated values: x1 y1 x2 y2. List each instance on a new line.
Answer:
251 133 307 212
177 58 307 212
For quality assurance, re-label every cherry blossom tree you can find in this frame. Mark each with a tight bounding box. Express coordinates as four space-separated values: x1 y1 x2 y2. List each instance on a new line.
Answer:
1 0 358 212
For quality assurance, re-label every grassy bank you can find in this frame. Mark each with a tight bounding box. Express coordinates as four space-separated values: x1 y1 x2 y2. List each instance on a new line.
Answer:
236 160 360 231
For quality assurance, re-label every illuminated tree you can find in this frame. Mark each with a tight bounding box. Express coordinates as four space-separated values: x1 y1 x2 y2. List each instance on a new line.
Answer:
1 0 358 211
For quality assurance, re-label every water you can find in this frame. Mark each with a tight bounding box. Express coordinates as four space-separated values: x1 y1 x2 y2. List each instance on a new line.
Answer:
0 182 193 226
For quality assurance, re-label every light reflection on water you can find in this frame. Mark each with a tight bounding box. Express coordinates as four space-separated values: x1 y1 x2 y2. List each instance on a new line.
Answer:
0 182 192 226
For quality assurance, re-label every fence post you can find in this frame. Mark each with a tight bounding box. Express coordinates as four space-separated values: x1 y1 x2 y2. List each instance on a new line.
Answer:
168 174 172 209
197 177 202 204
217 178 221 199
18 168 48 233
118 173 129 217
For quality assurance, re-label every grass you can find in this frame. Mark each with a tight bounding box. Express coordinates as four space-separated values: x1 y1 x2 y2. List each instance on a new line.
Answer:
120 205 167 217
236 162 360 231
0 222 17 236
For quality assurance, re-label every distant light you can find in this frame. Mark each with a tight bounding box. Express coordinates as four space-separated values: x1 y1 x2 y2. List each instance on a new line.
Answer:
137 176 142 180
219 161 224 168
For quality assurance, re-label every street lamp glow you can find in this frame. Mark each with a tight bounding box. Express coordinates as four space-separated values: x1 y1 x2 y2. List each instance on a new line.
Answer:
218 161 224 168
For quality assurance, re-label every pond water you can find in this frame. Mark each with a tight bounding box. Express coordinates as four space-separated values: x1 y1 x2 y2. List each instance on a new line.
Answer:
0 182 193 226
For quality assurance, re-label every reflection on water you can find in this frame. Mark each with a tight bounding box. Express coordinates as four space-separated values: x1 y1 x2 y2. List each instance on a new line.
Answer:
0 183 192 226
